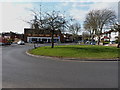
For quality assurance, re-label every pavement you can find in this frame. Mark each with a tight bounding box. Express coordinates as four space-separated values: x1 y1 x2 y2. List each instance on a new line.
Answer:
1 44 119 88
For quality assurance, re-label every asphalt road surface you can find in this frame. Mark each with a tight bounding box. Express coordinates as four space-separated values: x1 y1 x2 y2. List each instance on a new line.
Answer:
2 44 118 88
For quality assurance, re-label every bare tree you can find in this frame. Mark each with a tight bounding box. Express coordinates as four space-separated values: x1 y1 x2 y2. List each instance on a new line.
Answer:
26 6 67 48
24 7 46 37
44 11 66 48
83 20 96 42
82 31 90 44
68 22 81 42
84 9 116 45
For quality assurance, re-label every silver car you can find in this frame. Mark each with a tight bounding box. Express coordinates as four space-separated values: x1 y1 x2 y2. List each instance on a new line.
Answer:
17 40 25 45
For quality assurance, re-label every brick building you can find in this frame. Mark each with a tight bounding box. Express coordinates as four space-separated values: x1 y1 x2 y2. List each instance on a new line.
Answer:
24 28 64 43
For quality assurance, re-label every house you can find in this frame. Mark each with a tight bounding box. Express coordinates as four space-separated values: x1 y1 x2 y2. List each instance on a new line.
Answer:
1 31 24 44
0 34 12 45
63 33 74 43
93 30 119 45
101 30 118 42
63 33 82 43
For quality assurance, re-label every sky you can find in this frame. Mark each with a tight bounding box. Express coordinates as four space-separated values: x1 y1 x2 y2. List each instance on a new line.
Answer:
0 0 119 33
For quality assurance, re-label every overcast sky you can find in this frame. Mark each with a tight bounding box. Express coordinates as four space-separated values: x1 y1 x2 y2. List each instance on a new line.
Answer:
0 0 119 33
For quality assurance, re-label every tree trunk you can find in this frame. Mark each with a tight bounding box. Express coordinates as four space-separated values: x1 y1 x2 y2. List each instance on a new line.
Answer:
97 36 101 45
82 36 85 44
117 42 120 48
117 31 120 48
91 35 94 42
109 33 111 42
51 30 54 48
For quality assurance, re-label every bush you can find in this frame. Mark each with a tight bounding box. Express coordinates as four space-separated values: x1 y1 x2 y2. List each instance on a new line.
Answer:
103 41 110 45
115 40 118 44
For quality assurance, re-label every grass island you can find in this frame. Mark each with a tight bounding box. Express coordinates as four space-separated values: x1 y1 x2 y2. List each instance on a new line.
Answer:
28 45 120 59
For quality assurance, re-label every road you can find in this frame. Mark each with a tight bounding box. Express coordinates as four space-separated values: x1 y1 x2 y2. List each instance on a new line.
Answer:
2 44 118 88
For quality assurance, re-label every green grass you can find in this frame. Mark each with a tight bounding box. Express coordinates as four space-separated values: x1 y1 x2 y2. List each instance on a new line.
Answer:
28 45 120 59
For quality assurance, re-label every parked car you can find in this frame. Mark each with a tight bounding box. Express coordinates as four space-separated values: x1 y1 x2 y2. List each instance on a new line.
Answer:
0 42 5 46
90 41 96 45
17 40 25 45
85 41 96 45
85 41 91 44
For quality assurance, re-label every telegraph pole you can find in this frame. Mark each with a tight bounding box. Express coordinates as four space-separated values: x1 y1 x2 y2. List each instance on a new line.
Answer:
118 1 120 48
39 0 43 29
118 1 120 24
40 4 42 23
